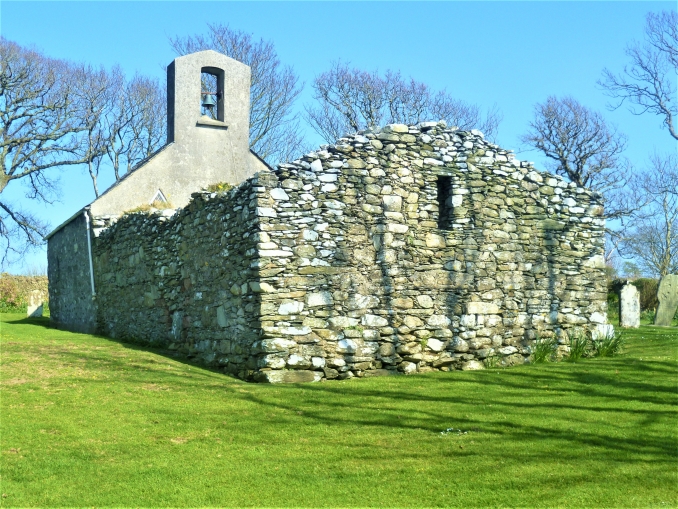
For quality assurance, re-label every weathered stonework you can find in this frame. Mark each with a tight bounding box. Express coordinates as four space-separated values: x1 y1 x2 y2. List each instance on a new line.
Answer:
57 122 607 382
92 176 264 378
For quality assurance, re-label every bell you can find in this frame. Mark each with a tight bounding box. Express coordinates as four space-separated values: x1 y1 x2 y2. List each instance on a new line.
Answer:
202 94 216 110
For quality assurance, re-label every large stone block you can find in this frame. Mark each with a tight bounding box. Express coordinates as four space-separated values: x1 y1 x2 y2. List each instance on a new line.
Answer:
425 233 446 248
592 324 615 339
328 316 360 329
336 339 358 354
466 302 500 315
258 338 297 353
346 293 379 310
400 361 417 374
461 360 484 371
307 291 333 307
362 314 388 327
262 370 322 383
427 315 451 327
287 354 312 369
382 195 402 212
278 301 304 315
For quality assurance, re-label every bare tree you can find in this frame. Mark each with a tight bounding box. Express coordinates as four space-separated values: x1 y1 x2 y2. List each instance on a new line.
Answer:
604 233 622 279
600 10 678 140
170 24 306 165
99 67 129 183
0 39 167 264
619 154 678 278
126 75 166 168
102 72 166 187
72 64 116 197
520 96 630 219
69 66 167 197
0 38 89 264
305 62 502 143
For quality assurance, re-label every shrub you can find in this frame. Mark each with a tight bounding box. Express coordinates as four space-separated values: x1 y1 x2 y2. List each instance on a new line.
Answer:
0 273 48 311
633 278 659 312
591 329 625 357
531 335 558 363
640 309 655 323
205 182 233 193
484 355 500 369
123 200 173 215
567 329 591 362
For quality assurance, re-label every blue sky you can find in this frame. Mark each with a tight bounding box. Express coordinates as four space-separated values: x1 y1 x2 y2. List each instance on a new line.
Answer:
2 1 676 273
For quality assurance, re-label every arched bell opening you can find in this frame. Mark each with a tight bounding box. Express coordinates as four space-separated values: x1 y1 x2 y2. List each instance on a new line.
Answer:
200 67 225 121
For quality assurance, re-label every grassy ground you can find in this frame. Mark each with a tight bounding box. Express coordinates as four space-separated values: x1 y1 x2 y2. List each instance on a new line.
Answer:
607 306 678 327
1 313 677 508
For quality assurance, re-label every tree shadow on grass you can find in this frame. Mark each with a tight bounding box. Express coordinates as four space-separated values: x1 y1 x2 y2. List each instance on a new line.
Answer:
232 374 677 465
3 315 240 384
6 316 677 466
10 315 677 393
57 338 241 384
46 342 678 466
5 316 52 327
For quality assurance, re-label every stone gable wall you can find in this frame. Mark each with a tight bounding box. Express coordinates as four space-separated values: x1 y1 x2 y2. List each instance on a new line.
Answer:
88 122 607 382
252 123 606 381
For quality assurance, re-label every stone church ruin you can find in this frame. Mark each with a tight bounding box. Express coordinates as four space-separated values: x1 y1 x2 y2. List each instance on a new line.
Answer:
47 51 608 382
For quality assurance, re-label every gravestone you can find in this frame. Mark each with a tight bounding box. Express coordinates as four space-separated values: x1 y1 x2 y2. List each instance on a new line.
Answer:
620 282 640 328
655 274 678 326
27 290 44 318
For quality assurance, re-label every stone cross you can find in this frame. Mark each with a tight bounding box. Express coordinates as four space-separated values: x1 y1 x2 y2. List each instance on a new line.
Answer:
619 282 640 328
655 274 678 326
27 290 44 318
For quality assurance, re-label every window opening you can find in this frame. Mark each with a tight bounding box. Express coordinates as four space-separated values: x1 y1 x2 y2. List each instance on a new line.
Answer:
200 70 220 120
437 175 453 229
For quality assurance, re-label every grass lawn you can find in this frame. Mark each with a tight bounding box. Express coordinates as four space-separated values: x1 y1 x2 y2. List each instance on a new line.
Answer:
1 313 677 508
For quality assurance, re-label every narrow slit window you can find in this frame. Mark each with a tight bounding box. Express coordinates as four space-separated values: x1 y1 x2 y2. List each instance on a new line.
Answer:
437 176 453 229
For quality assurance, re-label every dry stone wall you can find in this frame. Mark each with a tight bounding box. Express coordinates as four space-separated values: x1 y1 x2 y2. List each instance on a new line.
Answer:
253 122 607 381
87 122 607 382
92 174 275 380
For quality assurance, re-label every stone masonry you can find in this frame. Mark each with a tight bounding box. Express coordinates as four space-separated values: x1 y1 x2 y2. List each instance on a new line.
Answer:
81 122 607 382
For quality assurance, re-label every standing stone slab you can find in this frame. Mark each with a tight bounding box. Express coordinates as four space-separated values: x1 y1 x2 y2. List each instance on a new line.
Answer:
27 290 45 318
619 283 640 328
655 274 678 326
